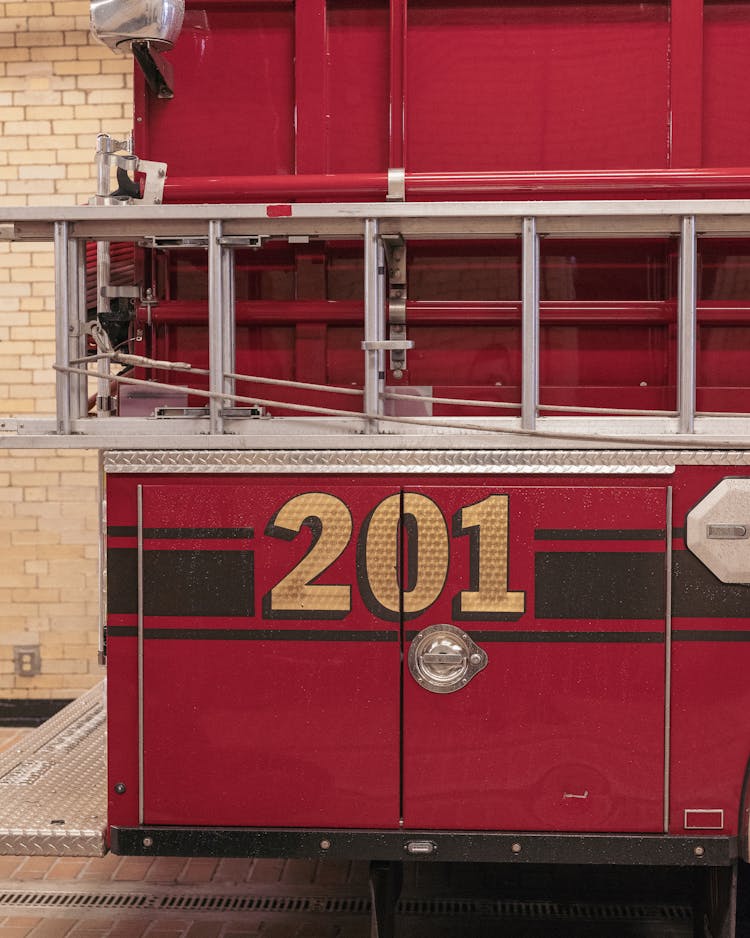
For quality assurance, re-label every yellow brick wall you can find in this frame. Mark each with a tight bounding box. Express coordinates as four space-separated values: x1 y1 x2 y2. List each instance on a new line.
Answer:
0 2 132 699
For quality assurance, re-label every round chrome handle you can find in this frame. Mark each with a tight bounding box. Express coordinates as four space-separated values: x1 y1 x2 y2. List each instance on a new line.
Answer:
408 624 488 694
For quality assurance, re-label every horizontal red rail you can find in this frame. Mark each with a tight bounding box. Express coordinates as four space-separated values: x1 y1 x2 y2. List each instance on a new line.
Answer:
163 169 750 204
145 300 750 327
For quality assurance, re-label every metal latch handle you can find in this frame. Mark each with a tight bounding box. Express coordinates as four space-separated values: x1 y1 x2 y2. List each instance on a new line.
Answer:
707 524 748 539
361 340 415 351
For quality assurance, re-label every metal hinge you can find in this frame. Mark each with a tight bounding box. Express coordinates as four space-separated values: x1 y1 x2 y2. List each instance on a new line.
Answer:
382 234 408 377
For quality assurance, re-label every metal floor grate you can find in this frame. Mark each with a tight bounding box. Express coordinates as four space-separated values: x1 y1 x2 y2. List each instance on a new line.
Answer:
0 889 693 922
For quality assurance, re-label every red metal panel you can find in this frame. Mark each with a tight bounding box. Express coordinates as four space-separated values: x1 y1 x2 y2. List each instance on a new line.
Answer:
133 481 399 829
107 476 142 831
389 0 407 168
669 0 704 168
326 0 390 173
703 1 750 168
406 2 670 172
402 485 668 833
137 5 295 176
294 0 328 173
107 632 140 830
670 636 750 837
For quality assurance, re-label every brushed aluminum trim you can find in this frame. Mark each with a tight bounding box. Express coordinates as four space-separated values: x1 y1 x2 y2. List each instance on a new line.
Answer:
96 449 729 473
664 487 673 834
137 485 144 826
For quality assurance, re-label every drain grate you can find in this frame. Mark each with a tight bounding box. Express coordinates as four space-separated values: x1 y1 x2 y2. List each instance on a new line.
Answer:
0 892 369 914
0 890 692 922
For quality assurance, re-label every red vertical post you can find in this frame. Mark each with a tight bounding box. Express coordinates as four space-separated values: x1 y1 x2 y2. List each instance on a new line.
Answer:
295 0 328 173
389 0 407 169
670 0 703 168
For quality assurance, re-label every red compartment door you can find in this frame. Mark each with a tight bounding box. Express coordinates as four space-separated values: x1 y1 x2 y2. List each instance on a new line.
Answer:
139 481 399 828
402 485 668 833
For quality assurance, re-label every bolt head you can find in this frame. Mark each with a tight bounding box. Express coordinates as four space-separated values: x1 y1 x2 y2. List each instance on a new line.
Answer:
142 836 153 848
320 839 331 850
114 782 126 795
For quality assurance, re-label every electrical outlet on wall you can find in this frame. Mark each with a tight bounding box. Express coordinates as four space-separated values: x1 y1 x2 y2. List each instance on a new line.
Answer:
13 645 41 678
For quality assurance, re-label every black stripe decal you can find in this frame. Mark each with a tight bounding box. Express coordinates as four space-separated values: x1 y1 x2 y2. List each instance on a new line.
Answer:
108 526 253 539
108 526 137 537
535 529 666 541
107 626 750 643
535 551 666 619
107 627 397 642
672 550 750 619
107 549 254 617
407 630 663 643
107 548 138 615
674 630 750 642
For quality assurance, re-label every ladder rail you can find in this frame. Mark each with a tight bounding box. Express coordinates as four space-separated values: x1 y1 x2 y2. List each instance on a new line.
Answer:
4 199 750 448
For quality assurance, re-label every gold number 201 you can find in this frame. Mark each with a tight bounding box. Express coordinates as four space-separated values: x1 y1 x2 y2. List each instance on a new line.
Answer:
264 491 525 621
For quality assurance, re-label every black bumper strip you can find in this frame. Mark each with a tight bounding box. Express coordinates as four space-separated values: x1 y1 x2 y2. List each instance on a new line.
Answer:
110 827 737 867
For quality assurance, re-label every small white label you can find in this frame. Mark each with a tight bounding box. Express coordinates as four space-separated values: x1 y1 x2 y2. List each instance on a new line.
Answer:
684 809 724 830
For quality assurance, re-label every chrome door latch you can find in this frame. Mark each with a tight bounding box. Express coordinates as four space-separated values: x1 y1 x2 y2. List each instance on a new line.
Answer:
408 624 488 694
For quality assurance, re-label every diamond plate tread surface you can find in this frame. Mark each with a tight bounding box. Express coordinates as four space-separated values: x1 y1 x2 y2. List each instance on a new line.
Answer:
100 448 750 474
0 683 106 857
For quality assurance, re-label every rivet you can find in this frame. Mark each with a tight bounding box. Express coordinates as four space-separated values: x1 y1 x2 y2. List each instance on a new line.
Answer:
114 782 126 795
511 842 522 854
694 846 705 858
320 839 331 850
142 837 153 848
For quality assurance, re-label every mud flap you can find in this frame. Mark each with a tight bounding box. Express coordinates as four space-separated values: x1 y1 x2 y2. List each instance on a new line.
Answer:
695 862 737 938
369 860 403 938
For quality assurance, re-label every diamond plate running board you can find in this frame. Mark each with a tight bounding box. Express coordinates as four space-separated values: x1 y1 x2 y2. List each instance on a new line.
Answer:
0 682 106 856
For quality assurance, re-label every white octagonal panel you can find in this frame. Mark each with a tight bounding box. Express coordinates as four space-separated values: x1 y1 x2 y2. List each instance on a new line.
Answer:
686 479 750 584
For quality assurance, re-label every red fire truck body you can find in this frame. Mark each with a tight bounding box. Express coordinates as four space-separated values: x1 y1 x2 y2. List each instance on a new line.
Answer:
24 0 750 930
106 466 750 843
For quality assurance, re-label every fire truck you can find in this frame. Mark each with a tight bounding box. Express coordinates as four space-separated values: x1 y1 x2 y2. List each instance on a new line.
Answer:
5 0 750 934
